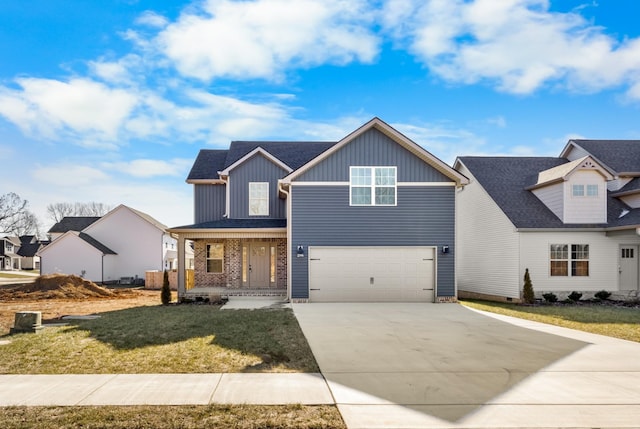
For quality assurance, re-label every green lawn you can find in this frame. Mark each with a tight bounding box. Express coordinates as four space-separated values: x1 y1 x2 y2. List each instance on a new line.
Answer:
0 305 318 373
0 405 345 429
461 300 640 342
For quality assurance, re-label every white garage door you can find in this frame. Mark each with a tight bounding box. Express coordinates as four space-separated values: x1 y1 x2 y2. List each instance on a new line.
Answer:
308 246 435 302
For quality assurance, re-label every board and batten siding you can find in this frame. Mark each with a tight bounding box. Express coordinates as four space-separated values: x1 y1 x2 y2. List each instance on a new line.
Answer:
531 183 563 221
194 184 226 223
519 231 625 292
456 163 521 299
290 185 456 299
229 154 287 219
296 128 452 183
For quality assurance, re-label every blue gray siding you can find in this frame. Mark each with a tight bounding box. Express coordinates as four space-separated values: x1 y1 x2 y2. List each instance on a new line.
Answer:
229 154 287 219
297 128 452 182
194 184 226 223
290 185 456 299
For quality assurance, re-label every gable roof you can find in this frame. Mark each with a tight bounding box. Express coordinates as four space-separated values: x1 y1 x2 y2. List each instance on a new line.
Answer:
17 242 43 257
456 156 639 229
186 142 337 184
281 117 469 186
84 205 168 233
187 149 229 182
48 217 101 234
526 156 614 190
38 231 116 256
561 140 640 175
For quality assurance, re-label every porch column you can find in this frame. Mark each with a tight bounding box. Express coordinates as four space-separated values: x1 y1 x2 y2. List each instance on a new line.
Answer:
177 235 186 300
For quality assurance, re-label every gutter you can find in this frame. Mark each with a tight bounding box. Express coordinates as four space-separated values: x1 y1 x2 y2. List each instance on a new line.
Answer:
278 181 292 302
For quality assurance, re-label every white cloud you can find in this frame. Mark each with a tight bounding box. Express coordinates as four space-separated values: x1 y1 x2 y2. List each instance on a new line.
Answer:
0 78 138 147
390 0 640 96
135 10 169 28
32 164 110 187
101 158 193 178
156 0 379 81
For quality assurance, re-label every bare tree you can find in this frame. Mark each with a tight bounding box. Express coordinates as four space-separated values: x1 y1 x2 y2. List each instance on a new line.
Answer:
46 201 113 223
0 193 40 236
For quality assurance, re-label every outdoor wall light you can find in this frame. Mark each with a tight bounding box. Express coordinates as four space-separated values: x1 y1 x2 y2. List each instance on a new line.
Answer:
297 245 305 257
441 245 450 254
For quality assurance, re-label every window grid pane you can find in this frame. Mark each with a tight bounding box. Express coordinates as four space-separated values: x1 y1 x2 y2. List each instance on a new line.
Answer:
206 244 224 274
572 185 584 197
587 185 598 197
350 167 395 206
249 183 269 216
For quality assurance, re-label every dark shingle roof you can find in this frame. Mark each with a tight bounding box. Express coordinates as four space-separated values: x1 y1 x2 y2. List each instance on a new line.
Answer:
171 218 286 230
613 177 640 195
78 232 116 255
569 140 640 174
48 217 100 234
224 141 337 171
187 142 337 181
458 156 640 229
17 242 42 257
187 150 229 181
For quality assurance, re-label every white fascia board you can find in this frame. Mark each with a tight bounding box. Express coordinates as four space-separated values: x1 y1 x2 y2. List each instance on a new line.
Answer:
218 147 293 176
281 117 469 186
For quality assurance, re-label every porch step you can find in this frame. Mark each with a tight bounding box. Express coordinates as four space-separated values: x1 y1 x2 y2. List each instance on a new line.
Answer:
185 288 286 299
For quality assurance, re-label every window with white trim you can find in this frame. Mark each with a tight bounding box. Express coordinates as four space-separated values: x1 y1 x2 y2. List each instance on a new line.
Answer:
572 184 598 197
350 166 397 206
206 243 224 273
550 244 589 276
249 182 269 216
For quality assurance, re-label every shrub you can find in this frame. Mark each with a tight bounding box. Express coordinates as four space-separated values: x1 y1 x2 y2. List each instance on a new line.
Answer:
594 290 611 301
542 292 558 303
161 270 171 305
567 291 583 302
522 268 535 304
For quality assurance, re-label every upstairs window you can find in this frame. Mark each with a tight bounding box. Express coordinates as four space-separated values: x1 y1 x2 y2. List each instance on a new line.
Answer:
249 182 269 216
572 184 598 197
550 244 589 276
350 166 397 206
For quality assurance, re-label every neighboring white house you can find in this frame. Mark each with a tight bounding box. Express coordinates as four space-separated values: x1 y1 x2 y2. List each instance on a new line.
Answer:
455 140 640 302
39 205 180 283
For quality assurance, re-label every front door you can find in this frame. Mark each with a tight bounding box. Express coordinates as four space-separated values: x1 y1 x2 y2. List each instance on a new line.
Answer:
620 245 639 290
247 243 270 287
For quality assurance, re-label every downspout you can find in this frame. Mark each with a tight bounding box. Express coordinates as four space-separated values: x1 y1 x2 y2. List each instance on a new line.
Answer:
219 173 230 218
278 180 292 302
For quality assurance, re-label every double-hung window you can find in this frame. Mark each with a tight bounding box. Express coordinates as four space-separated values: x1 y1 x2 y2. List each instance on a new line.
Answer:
350 166 397 206
206 243 224 273
249 182 269 216
549 244 589 276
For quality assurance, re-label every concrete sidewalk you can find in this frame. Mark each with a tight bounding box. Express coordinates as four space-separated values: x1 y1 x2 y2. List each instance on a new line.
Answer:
0 373 333 406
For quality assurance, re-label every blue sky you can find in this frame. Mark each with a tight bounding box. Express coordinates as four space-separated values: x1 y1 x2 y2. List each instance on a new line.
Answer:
2 0 640 232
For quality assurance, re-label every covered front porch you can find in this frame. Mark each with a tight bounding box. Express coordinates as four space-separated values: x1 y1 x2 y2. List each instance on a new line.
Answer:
168 219 288 301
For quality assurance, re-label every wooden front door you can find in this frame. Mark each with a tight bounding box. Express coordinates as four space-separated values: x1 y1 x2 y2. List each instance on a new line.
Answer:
247 243 270 287
620 245 639 290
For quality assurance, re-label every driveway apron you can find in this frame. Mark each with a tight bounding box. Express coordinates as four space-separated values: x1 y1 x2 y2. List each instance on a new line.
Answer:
293 303 640 429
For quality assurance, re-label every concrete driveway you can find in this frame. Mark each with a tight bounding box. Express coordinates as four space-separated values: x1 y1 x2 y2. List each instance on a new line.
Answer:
293 303 640 429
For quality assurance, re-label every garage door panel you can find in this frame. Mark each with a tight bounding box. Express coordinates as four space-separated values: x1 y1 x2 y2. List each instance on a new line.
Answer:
308 246 435 302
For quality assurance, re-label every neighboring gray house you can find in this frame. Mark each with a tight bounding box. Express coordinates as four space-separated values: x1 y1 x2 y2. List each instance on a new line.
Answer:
455 140 640 302
170 117 468 302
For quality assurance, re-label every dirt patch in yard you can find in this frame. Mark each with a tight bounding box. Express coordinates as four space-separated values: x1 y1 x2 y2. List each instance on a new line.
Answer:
0 274 161 335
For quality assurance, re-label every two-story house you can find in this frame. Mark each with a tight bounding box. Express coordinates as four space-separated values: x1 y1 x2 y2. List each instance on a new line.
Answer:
0 236 21 270
455 140 640 301
39 205 178 283
170 117 469 302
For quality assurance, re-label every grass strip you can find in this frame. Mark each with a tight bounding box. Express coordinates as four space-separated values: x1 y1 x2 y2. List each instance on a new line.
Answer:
0 305 318 373
0 404 345 429
460 300 640 342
